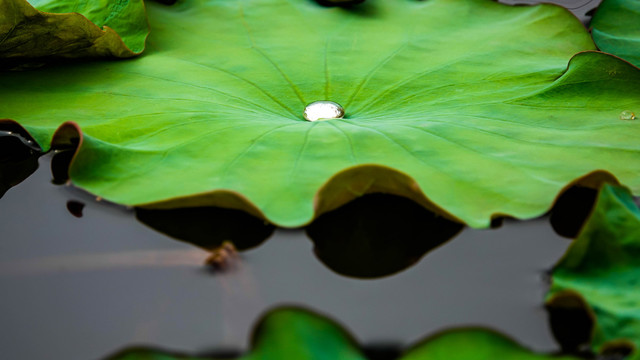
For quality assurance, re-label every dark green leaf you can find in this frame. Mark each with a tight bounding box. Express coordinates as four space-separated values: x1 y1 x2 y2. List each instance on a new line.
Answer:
548 184 640 358
591 0 640 68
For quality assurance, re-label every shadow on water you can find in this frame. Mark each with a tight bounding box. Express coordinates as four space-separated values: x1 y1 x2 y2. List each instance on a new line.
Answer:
135 207 276 252
107 343 404 360
196 344 403 360
545 294 594 355
548 186 598 239
306 193 464 278
361 344 403 360
311 0 379 17
66 200 86 218
0 130 41 199
545 293 634 360
0 129 463 280
50 148 76 185
134 192 464 279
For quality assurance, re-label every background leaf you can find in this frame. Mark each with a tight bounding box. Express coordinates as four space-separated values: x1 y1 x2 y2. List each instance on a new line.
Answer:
548 184 640 358
0 0 148 68
591 0 640 68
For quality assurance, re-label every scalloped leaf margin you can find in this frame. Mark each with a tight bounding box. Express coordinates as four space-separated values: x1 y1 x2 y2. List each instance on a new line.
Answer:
1 0 640 227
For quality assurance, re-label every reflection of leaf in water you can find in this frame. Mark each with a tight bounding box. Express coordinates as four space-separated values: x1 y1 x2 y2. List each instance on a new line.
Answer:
548 185 598 239
0 128 40 199
547 184 640 358
66 200 85 218
136 207 274 251
306 193 462 278
591 0 640 68
314 0 366 8
0 0 148 69
2 0 640 227
545 294 594 354
105 307 580 360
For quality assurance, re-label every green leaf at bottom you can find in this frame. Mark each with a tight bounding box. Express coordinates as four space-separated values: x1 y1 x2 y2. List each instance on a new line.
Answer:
107 307 580 360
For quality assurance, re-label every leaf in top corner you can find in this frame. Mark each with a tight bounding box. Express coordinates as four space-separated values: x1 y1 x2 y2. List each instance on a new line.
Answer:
0 0 148 68
591 0 640 68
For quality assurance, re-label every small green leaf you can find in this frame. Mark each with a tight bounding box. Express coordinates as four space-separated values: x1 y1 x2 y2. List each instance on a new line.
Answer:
591 0 640 68
106 307 580 360
0 0 148 68
2 0 640 227
548 184 640 358
402 329 579 360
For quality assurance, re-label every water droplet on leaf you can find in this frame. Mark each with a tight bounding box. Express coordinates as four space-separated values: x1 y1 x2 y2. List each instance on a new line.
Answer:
620 110 636 120
303 101 345 122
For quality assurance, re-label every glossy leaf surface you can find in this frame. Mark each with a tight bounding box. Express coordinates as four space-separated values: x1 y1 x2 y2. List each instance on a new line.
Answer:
2 0 640 227
591 0 640 67
107 307 579 360
548 184 640 358
0 0 148 67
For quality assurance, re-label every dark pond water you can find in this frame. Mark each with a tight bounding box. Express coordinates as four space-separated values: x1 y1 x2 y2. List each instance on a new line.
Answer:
1 152 572 359
0 0 602 359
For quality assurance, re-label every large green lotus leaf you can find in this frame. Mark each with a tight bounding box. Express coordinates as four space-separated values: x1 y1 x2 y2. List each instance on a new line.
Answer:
2 0 640 227
0 0 148 66
547 184 640 358
107 307 580 360
591 0 640 68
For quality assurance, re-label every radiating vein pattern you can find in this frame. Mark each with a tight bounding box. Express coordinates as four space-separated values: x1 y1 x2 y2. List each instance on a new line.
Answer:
1 0 640 227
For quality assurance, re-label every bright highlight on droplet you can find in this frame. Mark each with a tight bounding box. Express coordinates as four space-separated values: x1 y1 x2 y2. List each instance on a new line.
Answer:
303 101 345 122
620 110 636 120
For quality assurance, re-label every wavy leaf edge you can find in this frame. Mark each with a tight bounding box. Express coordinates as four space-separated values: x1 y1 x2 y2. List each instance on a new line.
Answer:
0 0 149 66
0 81 627 229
